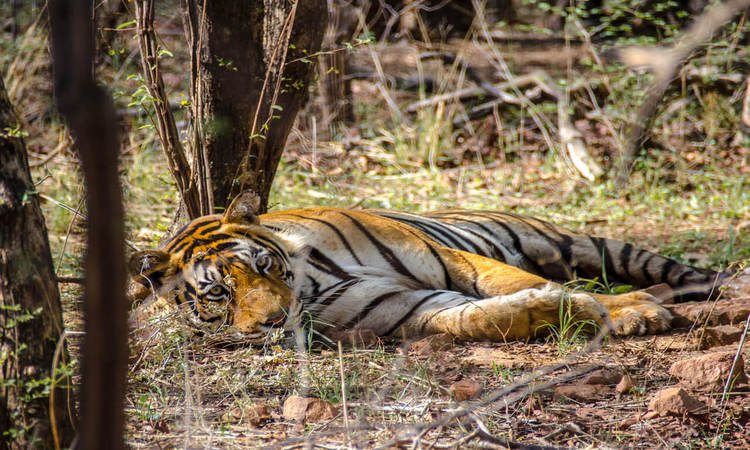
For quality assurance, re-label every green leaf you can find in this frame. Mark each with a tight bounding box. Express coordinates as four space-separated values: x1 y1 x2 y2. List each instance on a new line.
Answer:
116 20 137 30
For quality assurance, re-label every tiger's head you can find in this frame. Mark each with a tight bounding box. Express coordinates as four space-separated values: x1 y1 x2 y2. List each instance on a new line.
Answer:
128 193 296 340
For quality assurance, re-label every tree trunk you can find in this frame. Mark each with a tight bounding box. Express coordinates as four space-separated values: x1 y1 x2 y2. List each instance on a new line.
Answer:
0 77 74 449
49 1 128 449
184 0 327 214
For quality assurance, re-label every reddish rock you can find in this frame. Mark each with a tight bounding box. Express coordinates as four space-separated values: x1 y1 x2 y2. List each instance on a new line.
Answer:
724 270 750 298
667 298 750 328
582 368 623 385
409 333 454 356
243 404 273 427
698 325 744 349
450 379 483 401
283 396 339 422
553 384 611 402
669 352 748 392
616 374 635 395
648 387 707 417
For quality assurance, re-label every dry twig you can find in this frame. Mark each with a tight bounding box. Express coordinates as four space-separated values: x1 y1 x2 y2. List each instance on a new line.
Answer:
134 0 202 217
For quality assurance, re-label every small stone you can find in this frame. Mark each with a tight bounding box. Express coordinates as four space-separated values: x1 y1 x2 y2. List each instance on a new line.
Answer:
244 404 273 427
648 387 707 417
582 368 623 385
698 325 744 349
669 352 748 392
553 384 611 402
409 333 454 356
450 379 483 401
616 374 635 395
618 415 639 429
283 396 339 423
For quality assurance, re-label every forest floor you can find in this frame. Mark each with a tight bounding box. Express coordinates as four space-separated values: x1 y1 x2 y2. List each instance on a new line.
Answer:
4 5 750 447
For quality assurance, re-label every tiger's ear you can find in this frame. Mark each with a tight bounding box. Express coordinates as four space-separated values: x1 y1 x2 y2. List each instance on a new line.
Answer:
223 191 261 225
128 249 170 284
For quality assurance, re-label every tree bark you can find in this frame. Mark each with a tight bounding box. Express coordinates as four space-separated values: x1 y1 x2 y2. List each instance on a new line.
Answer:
0 77 74 448
48 1 128 449
184 0 327 214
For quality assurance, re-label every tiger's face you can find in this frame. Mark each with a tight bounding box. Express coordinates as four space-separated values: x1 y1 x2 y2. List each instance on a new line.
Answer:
129 194 294 339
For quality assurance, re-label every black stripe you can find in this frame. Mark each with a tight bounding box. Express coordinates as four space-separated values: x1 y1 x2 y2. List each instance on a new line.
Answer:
343 290 402 329
308 247 351 280
410 220 478 253
166 221 222 253
456 224 506 260
212 241 237 252
659 259 677 285
676 270 691 287
316 279 358 307
619 243 633 281
483 217 548 276
590 236 617 282
508 217 571 279
384 292 444 336
639 251 656 285
340 212 423 285
396 226 453 290
286 214 364 265
306 275 322 297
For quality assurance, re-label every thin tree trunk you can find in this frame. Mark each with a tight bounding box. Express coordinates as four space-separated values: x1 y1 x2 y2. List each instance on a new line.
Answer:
184 0 327 213
0 77 74 449
48 1 128 449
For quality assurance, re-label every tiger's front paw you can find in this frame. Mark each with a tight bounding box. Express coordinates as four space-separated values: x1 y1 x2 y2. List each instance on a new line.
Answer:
609 302 673 336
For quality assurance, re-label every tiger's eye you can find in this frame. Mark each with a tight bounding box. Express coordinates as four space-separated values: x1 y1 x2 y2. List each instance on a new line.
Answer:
209 285 225 296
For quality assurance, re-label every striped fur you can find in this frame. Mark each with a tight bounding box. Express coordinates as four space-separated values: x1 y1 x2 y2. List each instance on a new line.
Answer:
129 193 724 343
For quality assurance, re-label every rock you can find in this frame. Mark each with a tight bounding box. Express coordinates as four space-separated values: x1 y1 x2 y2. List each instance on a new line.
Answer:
648 387 707 417
616 374 635 395
724 269 750 298
409 333 454 356
243 404 273 427
327 328 380 348
669 352 748 392
667 298 750 328
582 368 623 385
283 396 339 423
698 325 744 349
450 379 483 401
553 384 611 402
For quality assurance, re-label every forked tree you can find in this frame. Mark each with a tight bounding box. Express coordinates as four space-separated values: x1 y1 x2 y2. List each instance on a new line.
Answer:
135 0 327 218
0 77 74 449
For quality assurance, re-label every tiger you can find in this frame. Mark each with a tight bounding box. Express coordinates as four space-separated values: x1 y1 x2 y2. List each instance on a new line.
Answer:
129 192 725 345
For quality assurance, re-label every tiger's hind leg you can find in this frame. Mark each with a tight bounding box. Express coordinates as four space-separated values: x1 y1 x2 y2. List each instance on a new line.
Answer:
407 284 610 341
